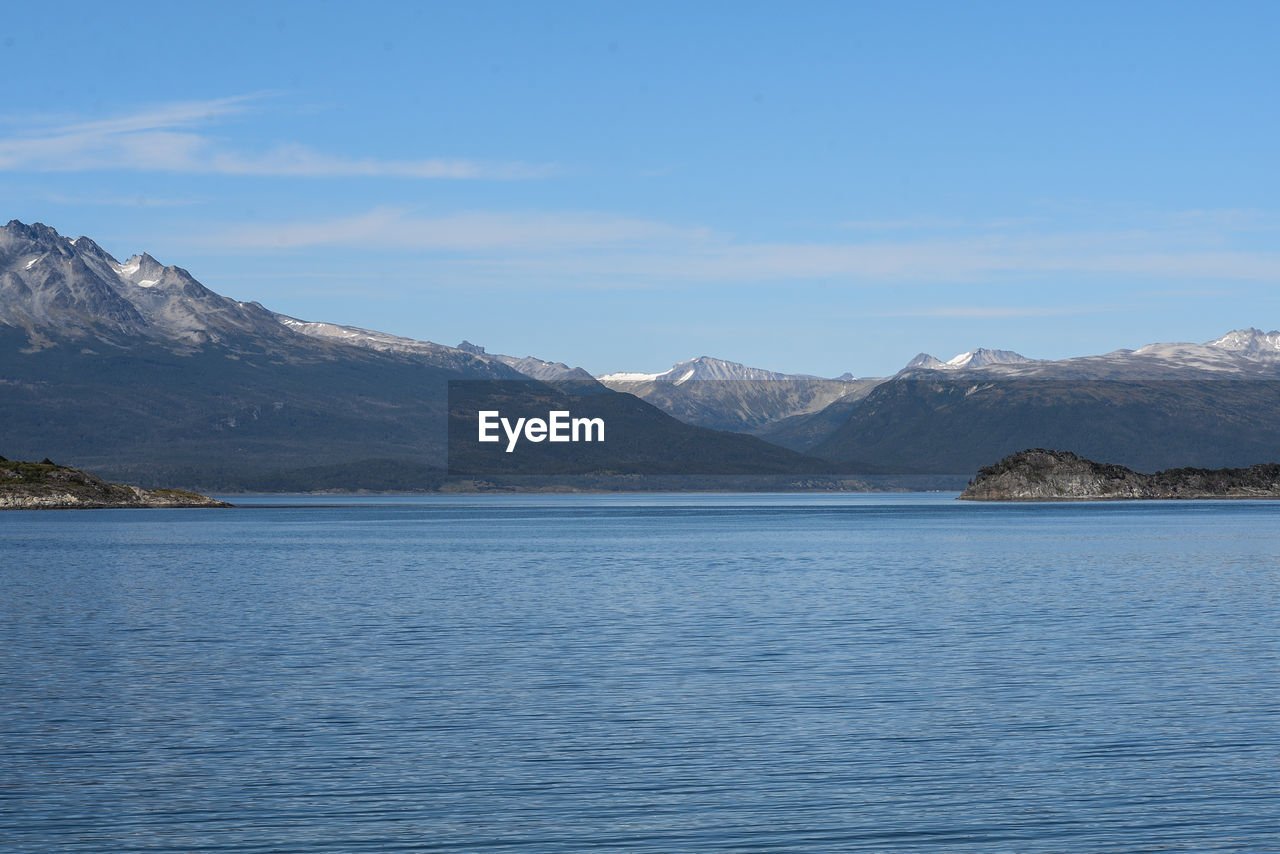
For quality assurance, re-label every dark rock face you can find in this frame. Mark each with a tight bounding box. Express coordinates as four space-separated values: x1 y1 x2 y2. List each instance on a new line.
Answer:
960 449 1280 501
0 456 230 509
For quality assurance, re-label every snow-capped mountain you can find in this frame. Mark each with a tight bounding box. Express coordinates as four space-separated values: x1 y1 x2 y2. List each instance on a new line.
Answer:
0 219 534 378
599 355 831 385
1000 331 1280 379
894 332 1280 380
0 220 287 345
947 348 1033 369
1207 327 1280 357
598 356 879 433
900 347 1033 373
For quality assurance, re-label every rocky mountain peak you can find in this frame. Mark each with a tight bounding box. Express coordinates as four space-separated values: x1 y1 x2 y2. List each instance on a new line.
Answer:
903 352 945 370
2 220 65 246
949 347 1032 368
0 218 290 347
1207 328 1280 357
114 252 173 289
900 347 1030 373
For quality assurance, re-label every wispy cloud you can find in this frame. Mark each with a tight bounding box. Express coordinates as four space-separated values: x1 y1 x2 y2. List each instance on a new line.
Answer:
43 95 261 136
192 205 1280 288
0 96 553 179
207 207 712 251
448 238 1280 285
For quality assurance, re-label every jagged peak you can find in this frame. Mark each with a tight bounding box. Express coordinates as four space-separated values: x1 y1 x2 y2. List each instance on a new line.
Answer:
456 341 487 355
69 235 110 257
5 218 59 236
1207 327 1280 354
2 219 72 250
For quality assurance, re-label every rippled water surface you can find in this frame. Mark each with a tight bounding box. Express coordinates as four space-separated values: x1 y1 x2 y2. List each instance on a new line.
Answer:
3 494 1279 852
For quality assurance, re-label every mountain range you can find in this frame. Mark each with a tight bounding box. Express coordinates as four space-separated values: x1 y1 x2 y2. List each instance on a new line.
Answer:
4 218 1280 486
0 220 827 488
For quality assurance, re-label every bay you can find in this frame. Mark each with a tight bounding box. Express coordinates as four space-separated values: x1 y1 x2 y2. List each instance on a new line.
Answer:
2 494 1278 852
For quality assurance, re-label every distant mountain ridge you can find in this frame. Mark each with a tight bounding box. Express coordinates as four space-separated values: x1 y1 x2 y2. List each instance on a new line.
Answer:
898 332 1280 380
600 332 1280 467
456 340 596 382
809 348 1280 473
597 355 879 434
599 355 834 385
900 347 1033 372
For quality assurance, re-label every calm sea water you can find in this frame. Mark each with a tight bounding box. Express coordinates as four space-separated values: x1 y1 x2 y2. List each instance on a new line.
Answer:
2 494 1278 852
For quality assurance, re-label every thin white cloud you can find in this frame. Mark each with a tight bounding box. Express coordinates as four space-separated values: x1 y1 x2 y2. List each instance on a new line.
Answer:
47 95 261 136
456 241 1280 284
208 207 711 251
0 96 552 179
193 206 1280 286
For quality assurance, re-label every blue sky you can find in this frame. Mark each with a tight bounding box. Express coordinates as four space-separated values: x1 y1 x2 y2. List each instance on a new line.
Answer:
3 1 1279 376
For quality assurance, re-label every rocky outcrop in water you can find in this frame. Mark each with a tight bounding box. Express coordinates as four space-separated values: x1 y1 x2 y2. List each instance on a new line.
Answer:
960 449 1280 501
0 455 230 509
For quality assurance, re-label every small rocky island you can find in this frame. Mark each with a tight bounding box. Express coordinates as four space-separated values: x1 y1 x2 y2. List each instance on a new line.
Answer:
961 449 1280 501
0 455 231 510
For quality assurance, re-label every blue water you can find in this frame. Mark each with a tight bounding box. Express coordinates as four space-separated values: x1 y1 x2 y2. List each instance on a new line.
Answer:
2 494 1278 852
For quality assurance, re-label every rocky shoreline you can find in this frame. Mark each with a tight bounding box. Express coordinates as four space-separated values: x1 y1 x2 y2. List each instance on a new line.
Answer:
0 456 231 510
960 449 1280 501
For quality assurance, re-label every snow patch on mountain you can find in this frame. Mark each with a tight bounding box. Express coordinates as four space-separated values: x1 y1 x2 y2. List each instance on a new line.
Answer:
600 355 834 385
955 330 1280 379
599 370 665 383
1207 327 1280 358
273 315 492 366
901 347 1032 373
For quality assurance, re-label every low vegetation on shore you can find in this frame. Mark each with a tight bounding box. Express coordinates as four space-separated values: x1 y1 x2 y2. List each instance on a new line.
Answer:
0 455 230 510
